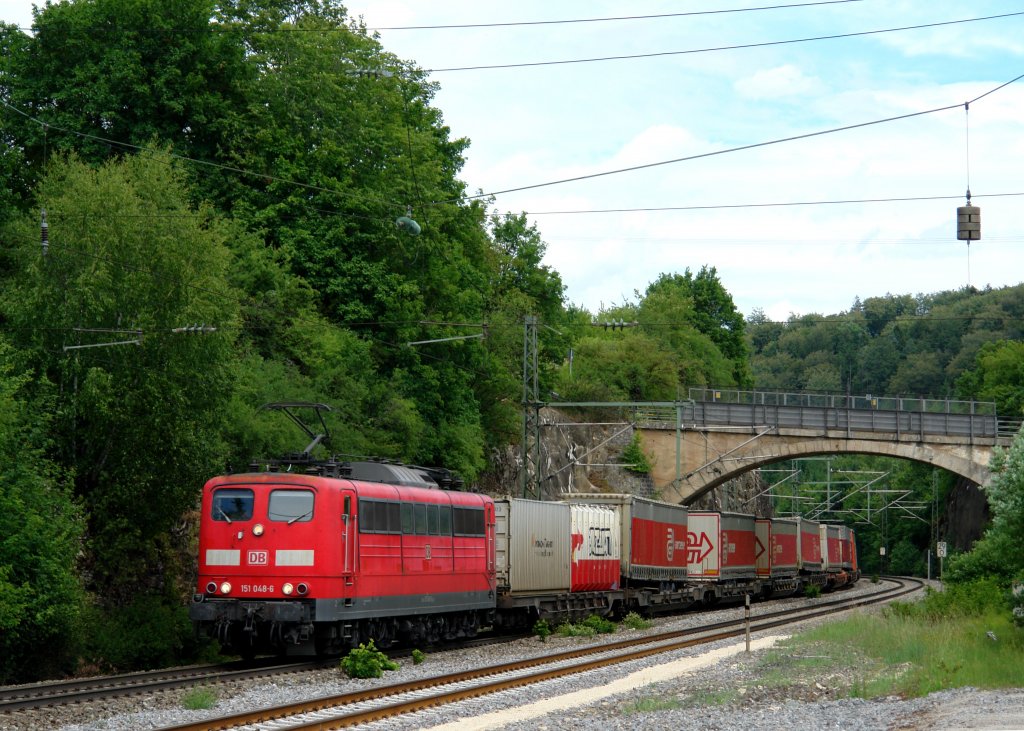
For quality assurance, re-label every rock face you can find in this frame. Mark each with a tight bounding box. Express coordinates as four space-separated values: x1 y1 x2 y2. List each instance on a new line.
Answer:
942 478 990 551
479 407 768 512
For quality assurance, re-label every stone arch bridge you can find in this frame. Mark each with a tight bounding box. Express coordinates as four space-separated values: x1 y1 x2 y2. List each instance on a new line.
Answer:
632 390 1018 506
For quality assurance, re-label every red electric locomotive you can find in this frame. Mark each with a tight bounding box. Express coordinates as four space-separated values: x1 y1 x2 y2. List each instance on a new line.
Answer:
189 459 495 657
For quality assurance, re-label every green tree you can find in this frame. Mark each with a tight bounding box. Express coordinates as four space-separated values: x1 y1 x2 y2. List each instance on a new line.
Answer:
642 268 751 386
557 333 678 403
955 340 1024 418
4 0 246 191
946 426 1024 583
0 341 85 683
1 153 238 632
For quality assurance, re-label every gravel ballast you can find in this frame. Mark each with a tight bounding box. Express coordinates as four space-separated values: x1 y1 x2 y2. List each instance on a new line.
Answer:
2 580 1021 731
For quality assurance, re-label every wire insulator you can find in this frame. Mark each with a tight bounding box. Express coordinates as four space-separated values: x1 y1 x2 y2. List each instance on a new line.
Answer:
40 208 48 256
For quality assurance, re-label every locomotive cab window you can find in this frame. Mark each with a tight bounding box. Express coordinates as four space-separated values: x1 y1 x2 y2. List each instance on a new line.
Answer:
453 506 485 536
269 489 314 523
212 488 254 522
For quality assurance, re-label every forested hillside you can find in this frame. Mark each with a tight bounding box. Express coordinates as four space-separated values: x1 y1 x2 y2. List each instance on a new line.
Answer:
0 0 1021 684
747 287 1024 415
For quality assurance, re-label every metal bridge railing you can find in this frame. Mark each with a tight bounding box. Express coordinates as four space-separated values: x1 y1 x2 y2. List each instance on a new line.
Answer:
633 390 1013 443
687 388 997 416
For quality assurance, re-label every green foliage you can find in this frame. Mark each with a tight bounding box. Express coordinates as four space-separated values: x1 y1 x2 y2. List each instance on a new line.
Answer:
341 640 399 679
638 264 753 384
947 427 1024 585
411 649 426 665
557 614 617 637
621 612 653 630
886 579 1010 621
622 433 652 474
956 340 1024 418
79 594 200 672
2 153 238 608
804 584 822 599
533 619 551 643
181 686 219 710
557 333 679 402
792 605 1024 697
748 285 1024 399
0 343 85 683
889 538 926 577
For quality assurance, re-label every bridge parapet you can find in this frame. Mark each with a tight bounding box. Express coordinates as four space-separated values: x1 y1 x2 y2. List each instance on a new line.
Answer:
636 389 1020 441
687 387 997 417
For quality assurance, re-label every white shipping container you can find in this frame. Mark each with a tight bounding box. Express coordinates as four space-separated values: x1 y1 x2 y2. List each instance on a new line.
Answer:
569 503 621 591
494 498 571 593
686 512 721 579
565 493 688 581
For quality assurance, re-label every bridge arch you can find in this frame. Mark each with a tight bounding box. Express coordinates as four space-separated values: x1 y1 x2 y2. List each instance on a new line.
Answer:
640 428 998 506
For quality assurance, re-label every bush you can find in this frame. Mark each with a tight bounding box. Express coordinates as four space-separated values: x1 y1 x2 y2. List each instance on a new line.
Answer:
533 619 551 643
340 640 399 679
556 614 617 638
583 614 617 634
914 579 1009 620
804 584 822 599
622 433 652 474
79 593 198 673
621 612 653 630
411 649 426 665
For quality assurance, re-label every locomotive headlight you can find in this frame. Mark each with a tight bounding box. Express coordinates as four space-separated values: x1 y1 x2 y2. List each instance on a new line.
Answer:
252 523 264 537
297 583 309 596
219 581 232 595
282 583 294 596
206 581 218 594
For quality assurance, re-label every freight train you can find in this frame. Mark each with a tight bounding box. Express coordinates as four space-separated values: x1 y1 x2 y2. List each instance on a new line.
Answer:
189 457 859 658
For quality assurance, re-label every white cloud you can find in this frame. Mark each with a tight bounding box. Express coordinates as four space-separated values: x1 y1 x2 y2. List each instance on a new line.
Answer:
734 65 822 100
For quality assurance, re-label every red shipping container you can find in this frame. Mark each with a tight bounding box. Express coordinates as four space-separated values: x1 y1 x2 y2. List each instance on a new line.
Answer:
688 512 757 580
769 518 799 577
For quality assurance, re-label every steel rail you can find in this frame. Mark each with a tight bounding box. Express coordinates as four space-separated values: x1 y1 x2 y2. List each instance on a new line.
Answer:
0 659 326 713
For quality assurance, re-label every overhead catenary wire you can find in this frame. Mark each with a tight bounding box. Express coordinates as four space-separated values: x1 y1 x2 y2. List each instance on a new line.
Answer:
422 11 1024 72
439 70 1024 204
1 1 866 34
522 191 1024 217
363 0 866 31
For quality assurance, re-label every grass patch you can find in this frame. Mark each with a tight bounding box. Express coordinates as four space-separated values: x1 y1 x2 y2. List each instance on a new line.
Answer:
181 685 218 710
684 688 738 707
781 606 1024 697
621 695 683 714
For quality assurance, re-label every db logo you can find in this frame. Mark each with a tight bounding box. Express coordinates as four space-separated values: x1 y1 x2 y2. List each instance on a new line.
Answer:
247 550 269 566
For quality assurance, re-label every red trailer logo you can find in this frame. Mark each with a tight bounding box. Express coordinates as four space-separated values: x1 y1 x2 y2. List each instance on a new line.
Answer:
686 532 714 564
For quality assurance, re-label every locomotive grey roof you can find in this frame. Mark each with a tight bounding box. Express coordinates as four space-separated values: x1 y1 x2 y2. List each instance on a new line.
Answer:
346 461 438 488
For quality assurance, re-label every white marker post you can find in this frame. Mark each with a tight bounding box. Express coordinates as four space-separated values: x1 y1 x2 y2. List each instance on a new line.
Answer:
745 593 751 653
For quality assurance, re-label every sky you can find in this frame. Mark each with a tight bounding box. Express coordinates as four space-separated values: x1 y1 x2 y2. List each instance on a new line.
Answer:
3 0 1023 321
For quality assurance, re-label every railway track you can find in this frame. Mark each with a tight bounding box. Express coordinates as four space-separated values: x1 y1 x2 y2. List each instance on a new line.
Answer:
0 632 525 715
157 577 923 731
0 658 327 714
